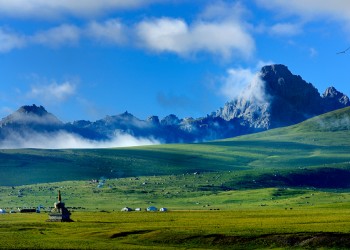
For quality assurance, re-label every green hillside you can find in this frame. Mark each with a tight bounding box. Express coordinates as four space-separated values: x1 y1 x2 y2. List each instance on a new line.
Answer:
1 107 350 187
1 108 350 249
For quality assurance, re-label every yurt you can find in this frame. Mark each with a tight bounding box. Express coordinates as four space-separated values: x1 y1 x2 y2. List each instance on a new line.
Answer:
121 207 132 212
146 206 157 212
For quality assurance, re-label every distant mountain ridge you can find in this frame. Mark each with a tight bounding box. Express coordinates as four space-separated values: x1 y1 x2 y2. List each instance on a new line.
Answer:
0 64 349 146
215 64 349 129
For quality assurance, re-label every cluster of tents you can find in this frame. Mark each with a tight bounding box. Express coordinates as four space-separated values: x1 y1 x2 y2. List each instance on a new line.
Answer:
121 206 168 212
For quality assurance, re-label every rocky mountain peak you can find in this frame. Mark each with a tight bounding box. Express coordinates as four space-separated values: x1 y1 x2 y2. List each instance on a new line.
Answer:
322 86 349 104
216 64 349 129
17 104 48 116
0 104 62 126
260 64 291 78
322 86 350 109
161 114 180 126
147 115 160 125
120 111 134 118
323 86 339 98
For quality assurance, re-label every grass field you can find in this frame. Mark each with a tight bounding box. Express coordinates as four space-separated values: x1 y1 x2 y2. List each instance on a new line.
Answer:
0 171 349 249
0 208 350 249
1 174 350 212
1 107 350 249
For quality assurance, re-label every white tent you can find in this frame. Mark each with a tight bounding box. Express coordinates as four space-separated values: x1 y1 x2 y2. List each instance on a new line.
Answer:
159 207 168 212
121 207 132 212
147 206 157 212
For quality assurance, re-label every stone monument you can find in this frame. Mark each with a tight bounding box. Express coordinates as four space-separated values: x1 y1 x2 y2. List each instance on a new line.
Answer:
47 190 72 222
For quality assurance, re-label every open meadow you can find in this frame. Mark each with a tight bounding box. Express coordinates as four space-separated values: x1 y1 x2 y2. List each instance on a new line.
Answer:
1 108 350 249
1 208 350 249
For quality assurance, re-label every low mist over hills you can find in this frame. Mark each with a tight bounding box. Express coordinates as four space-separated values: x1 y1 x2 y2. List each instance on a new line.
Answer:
1 106 350 186
0 64 349 148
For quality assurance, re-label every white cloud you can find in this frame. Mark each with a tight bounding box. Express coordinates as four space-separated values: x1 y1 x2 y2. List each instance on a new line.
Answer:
256 0 350 21
136 17 254 59
0 1 255 59
0 2 255 58
0 130 160 149
136 18 189 54
86 19 126 45
0 21 125 52
256 1 350 39
31 24 80 47
28 81 76 102
0 0 164 19
0 24 81 52
200 1 249 22
0 27 25 52
218 62 271 103
136 1 255 59
269 23 302 37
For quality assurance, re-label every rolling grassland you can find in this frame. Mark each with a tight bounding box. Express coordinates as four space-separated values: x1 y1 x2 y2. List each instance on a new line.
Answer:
0 107 350 249
0 208 350 249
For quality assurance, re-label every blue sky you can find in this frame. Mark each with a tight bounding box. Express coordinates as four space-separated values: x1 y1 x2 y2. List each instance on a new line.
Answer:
0 0 349 122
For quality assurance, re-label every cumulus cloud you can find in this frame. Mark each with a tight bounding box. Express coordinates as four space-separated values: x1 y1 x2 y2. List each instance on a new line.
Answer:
28 81 76 102
135 1 254 59
0 20 125 52
86 19 126 45
31 24 80 47
0 1 255 59
0 24 81 52
0 27 25 52
136 17 254 59
0 130 160 149
218 62 272 103
0 2 255 59
0 0 164 19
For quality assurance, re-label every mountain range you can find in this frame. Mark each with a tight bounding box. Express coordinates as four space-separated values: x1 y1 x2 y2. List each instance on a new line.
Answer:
0 64 349 147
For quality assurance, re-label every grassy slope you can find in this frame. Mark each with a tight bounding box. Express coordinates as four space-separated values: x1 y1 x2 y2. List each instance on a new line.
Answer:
0 107 349 211
1 107 350 187
0 108 350 249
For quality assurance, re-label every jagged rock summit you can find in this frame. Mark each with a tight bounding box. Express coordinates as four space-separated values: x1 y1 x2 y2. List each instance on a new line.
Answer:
323 86 350 109
0 104 62 127
216 64 349 129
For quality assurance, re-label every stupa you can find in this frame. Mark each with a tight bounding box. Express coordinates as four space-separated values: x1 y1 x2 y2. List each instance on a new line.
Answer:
47 190 73 222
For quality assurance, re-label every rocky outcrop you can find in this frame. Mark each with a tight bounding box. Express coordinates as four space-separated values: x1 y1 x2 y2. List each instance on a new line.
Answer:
322 86 350 110
215 64 350 129
0 104 62 127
